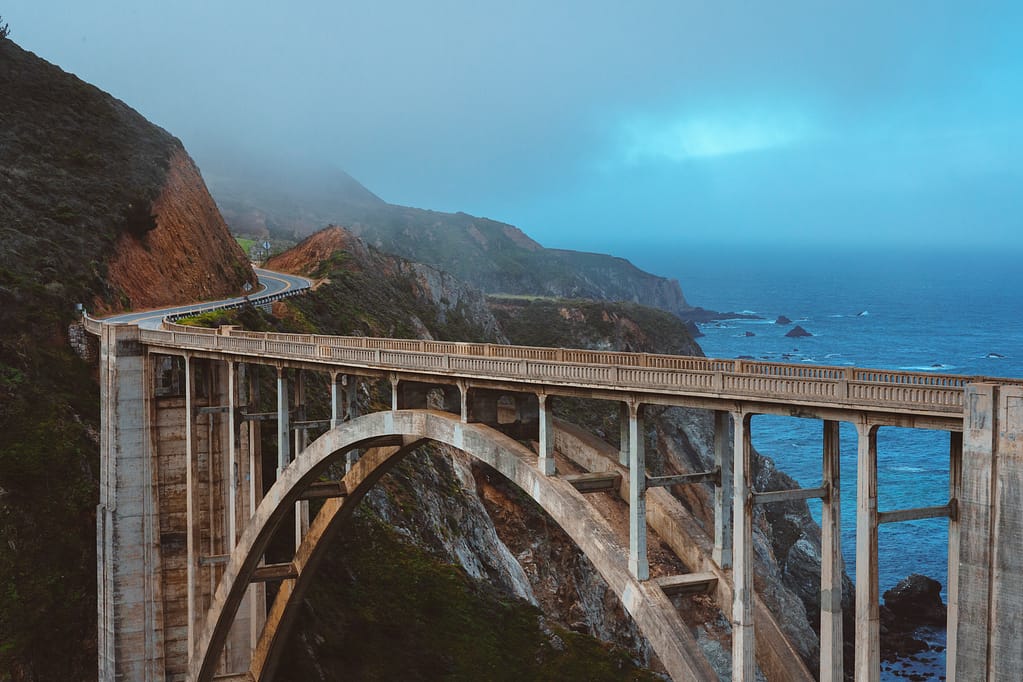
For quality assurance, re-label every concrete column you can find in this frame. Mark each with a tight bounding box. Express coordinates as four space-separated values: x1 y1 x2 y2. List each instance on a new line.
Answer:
227 361 237 549
854 420 880 682
96 324 165 680
713 410 733 569
619 402 630 467
185 356 202 664
243 365 266 652
330 372 341 429
627 401 648 581
821 419 843 682
390 374 399 411
731 410 755 682
276 368 290 477
345 375 361 472
346 375 359 420
946 429 963 681
293 371 309 549
458 380 468 423
537 393 556 476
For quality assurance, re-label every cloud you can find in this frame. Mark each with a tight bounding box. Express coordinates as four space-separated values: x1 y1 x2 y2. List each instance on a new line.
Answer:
614 107 816 166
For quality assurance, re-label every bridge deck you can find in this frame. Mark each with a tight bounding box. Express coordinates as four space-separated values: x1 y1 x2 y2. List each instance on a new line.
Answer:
85 318 1020 422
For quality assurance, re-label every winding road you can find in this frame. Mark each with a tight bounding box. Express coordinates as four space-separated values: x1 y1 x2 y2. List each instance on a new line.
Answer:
100 267 312 328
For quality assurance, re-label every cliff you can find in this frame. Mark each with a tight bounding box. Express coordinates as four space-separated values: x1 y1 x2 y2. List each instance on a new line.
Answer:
205 160 693 317
0 39 255 318
0 39 252 679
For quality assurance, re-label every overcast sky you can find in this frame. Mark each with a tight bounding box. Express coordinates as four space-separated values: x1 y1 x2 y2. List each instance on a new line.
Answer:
6 2 1023 257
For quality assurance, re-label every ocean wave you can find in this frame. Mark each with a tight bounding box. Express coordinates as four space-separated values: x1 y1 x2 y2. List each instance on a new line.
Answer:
891 466 925 473
898 364 957 372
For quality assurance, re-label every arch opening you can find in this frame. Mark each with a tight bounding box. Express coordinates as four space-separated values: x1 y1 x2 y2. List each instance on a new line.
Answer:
190 410 717 682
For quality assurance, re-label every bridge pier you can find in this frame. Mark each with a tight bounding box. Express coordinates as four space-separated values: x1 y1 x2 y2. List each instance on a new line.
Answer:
626 401 649 581
731 410 755 682
712 410 732 569
820 420 844 682
854 421 880 682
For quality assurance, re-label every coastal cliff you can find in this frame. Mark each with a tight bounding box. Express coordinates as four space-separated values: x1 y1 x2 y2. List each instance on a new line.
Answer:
0 39 253 679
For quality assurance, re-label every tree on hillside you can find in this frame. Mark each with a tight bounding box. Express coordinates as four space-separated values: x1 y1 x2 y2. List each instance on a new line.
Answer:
0 17 9 41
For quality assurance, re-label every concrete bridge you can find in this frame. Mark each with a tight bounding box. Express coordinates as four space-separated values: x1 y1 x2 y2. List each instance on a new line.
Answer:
86 280 1023 681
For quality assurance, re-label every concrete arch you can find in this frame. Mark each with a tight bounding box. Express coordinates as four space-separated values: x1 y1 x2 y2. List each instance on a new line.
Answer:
189 410 717 682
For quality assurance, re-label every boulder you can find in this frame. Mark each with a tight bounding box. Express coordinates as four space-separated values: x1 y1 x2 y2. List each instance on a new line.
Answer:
883 573 946 627
785 325 812 338
775 315 793 325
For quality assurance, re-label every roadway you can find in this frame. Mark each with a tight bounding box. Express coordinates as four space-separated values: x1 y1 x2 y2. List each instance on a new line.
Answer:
99 267 312 329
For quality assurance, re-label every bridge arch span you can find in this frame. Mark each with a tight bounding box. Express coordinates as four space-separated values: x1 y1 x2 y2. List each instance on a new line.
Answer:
190 409 716 681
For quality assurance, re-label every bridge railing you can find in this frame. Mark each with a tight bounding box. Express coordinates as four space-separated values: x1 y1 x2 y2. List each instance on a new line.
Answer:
134 324 979 415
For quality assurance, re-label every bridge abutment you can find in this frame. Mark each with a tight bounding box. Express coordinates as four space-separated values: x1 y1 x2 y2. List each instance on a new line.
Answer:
98 324 165 680
952 383 1023 679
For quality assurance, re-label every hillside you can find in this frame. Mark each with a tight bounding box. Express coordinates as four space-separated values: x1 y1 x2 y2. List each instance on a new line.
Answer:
204 161 693 317
0 39 253 679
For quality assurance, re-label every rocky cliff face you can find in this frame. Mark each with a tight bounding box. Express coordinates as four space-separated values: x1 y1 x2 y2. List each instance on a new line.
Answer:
99 147 256 312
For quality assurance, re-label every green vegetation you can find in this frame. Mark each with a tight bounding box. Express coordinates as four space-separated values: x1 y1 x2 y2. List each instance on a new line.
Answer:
278 513 659 682
490 296 699 356
234 235 256 253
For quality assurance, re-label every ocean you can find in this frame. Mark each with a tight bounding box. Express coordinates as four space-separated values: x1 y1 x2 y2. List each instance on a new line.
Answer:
632 244 1023 678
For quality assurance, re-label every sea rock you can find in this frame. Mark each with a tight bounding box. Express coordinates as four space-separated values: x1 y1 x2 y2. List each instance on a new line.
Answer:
883 573 947 627
744 331 756 337
987 352 1005 359
785 325 813 338
879 573 948 663
775 315 793 325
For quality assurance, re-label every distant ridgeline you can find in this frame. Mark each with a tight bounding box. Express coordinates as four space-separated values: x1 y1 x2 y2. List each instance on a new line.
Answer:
205 164 694 318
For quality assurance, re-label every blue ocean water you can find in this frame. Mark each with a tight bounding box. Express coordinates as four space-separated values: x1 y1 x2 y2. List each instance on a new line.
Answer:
631 244 1023 677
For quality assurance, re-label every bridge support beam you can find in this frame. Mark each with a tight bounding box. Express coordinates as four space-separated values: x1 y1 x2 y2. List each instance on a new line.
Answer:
821 419 843 682
293 371 309 549
854 421 880 682
619 402 630 467
276 369 290 476
713 410 732 569
626 401 648 581
731 410 755 682
537 393 556 475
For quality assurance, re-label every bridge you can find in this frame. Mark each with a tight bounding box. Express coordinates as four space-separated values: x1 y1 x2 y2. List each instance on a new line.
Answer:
87 272 1023 681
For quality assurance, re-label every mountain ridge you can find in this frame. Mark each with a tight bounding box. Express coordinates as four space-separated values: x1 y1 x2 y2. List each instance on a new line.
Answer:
202 159 693 317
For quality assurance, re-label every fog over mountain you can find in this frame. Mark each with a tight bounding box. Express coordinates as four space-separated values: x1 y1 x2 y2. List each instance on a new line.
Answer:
5 2 1022 257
